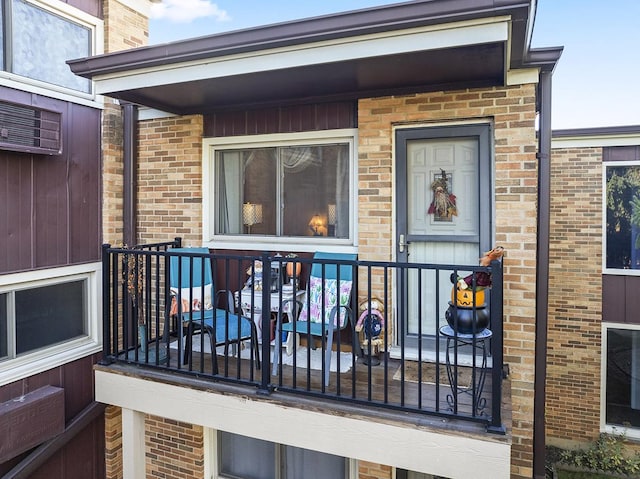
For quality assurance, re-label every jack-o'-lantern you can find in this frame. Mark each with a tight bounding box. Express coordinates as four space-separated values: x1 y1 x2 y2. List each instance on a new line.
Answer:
451 286 485 307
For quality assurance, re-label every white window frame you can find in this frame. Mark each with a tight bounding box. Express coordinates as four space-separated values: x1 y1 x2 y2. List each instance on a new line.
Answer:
602 159 640 276
0 262 102 386
203 129 359 254
205 428 357 479
0 0 104 108
601 322 640 439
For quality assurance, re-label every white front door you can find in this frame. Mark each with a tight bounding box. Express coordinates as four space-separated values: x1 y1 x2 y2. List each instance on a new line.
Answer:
396 125 492 352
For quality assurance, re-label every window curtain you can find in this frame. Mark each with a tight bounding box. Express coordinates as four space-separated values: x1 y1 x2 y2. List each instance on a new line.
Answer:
282 146 317 172
335 147 349 238
218 151 242 234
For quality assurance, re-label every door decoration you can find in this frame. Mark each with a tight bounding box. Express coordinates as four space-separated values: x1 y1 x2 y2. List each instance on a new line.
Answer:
428 169 457 221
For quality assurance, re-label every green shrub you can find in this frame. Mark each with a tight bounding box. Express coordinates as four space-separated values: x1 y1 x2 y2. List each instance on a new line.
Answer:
559 433 640 476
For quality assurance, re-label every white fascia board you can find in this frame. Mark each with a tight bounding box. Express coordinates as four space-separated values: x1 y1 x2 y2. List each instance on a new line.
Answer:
552 134 640 149
506 68 539 86
93 17 511 95
96 370 510 478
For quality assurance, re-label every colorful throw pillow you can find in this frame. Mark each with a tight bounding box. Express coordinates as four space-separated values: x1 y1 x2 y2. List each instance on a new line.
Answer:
298 277 352 328
170 284 213 316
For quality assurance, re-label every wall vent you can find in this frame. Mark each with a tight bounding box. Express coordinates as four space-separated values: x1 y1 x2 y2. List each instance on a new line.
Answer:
0 101 62 155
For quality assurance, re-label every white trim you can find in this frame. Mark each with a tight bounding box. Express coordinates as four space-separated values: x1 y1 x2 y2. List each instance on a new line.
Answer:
202 129 359 252
506 68 539 86
138 107 177 121
122 408 146 479
552 134 640 149
93 18 510 94
601 323 640 440
96 371 511 478
0 262 102 386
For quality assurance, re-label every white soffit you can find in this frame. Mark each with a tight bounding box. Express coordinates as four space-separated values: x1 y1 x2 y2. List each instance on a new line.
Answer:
93 17 511 95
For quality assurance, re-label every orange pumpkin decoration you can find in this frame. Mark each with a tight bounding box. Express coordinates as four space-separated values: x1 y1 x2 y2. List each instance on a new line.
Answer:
451 287 485 307
286 261 301 279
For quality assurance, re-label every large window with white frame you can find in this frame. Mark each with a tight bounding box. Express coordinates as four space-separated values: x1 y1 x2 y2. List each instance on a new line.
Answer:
0 0 101 99
204 130 355 247
604 324 640 437
215 430 351 479
0 262 101 385
604 162 640 273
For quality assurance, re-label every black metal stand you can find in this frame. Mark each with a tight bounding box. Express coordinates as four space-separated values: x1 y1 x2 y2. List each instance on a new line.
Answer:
439 325 492 416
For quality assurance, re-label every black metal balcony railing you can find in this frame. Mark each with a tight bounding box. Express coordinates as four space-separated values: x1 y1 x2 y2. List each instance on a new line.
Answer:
101 239 505 433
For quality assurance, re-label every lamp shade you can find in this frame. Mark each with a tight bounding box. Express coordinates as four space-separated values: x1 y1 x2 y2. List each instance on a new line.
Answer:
328 204 337 225
242 203 263 226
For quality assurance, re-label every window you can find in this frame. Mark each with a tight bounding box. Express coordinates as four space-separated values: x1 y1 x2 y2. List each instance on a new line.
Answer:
604 326 640 436
0 263 101 386
0 0 99 97
217 431 348 479
605 162 640 272
205 130 355 247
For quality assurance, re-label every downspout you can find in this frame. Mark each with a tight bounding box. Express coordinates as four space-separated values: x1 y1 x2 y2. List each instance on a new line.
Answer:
122 102 138 247
533 68 552 479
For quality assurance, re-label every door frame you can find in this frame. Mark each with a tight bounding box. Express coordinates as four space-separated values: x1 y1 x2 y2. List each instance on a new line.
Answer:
394 123 493 355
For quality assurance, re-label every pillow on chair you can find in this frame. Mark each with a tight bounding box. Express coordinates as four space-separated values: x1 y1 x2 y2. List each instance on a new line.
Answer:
298 277 352 328
170 285 213 316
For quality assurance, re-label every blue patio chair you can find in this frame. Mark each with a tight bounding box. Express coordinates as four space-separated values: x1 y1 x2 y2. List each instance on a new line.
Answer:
272 252 357 386
169 247 260 374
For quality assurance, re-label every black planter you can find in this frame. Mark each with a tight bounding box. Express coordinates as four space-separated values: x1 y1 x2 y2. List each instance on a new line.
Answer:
445 302 489 334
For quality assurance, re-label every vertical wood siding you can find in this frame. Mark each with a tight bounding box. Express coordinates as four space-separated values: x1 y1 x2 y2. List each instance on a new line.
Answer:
203 101 357 137
0 88 101 274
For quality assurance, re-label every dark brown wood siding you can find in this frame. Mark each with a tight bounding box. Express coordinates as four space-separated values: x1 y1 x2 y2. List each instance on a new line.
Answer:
0 87 101 274
0 354 105 478
203 101 357 137
64 0 102 19
603 145 640 162
602 275 640 325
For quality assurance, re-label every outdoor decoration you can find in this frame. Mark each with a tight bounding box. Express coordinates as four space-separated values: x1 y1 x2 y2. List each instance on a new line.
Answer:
428 169 457 221
446 246 505 333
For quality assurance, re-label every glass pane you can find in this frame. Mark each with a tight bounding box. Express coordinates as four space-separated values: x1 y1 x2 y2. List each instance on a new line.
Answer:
606 328 640 428
12 0 91 92
219 431 275 479
282 144 349 238
606 165 640 270
0 293 7 359
15 280 86 355
284 445 346 479
216 148 277 235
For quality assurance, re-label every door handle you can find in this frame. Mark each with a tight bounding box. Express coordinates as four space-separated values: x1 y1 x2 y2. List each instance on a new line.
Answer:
398 234 409 253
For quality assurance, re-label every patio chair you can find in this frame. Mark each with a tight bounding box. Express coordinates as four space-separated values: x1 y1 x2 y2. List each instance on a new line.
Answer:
169 247 260 374
272 251 357 386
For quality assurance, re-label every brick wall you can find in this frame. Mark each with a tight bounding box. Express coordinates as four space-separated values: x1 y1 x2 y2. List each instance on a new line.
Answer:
546 146 603 446
137 115 204 245
359 461 392 478
102 0 152 245
358 85 538 479
146 415 205 479
105 406 123 479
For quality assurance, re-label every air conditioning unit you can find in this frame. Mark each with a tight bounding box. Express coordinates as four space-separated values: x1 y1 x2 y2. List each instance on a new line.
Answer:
0 101 62 155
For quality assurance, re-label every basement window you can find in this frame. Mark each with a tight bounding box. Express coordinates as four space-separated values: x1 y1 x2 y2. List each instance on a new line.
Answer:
216 431 350 479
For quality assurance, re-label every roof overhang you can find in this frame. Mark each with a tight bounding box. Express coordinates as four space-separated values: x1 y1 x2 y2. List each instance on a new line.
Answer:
69 0 556 115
